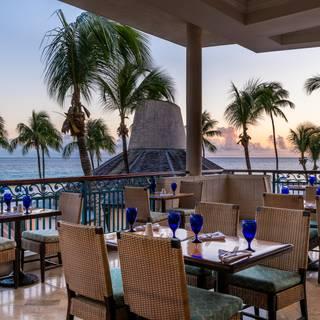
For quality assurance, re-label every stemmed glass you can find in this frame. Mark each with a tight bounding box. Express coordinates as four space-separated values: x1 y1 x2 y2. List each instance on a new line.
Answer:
168 211 181 238
23 195 32 214
3 192 12 212
190 213 203 243
281 186 289 194
317 187 320 196
171 182 177 195
309 175 316 186
126 208 138 232
242 220 257 252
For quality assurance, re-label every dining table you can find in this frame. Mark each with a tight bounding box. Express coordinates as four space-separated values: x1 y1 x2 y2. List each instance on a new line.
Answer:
0 208 61 287
105 226 293 293
149 192 194 212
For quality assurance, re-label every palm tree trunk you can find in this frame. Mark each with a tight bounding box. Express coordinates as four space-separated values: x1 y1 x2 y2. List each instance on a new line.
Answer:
313 160 318 171
270 113 279 171
36 146 42 179
77 134 92 176
41 147 45 179
202 143 205 158
243 142 252 172
89 151 95 170
120 116 130 173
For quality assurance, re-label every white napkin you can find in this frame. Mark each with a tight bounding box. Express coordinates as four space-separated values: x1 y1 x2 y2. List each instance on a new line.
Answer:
135 223 160 232
218 248 252 264
198 232 225 241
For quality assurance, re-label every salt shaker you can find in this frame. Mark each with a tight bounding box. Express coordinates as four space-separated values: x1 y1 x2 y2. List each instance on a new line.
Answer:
18 204 23 213
145 223 153 237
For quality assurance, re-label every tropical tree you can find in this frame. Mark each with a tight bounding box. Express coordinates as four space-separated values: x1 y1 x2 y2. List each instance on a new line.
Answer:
288 123 317 171
256 82 295 170
10 111 62 178
0 116 9 151
201 110 221 158
42 10 152 176
98 62 175 173
308 133 320 170
63 118 116 169
224 79 262 171
305 75 320 95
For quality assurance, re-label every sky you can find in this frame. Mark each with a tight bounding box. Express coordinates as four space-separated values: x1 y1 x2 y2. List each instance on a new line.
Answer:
1 0 320 157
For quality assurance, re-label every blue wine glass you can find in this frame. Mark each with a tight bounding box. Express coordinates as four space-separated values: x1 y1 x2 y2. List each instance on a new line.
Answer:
126 208 138 232
190 213 203 243
317 187 320 196
149 178 156 194
309 175 316 186
168 211 181 238
3 192 12 212
23 195 32 214
242 220 257 252
281 186 289 194
171 182 177 195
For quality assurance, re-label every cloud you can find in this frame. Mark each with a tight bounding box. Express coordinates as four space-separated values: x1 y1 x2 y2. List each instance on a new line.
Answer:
268 135 288 150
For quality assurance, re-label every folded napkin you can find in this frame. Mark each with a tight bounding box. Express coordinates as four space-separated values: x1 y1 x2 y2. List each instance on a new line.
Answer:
199 232 225 241
218 248 252 264
135 223 160 232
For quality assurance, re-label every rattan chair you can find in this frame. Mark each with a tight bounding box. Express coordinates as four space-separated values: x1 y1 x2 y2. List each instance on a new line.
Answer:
58 222 126 320
186 202 239 289
117 232 242 320
21 192 82 282
263 192 304 210
0 237 17 288
175 180 203 227
124 186 167 224
305 186 318 228
227 206 310 320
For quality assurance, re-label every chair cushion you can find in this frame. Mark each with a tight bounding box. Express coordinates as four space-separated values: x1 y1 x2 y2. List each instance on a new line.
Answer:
310 220 318 229
110 268 124 307
174 208 195 216
0 237 15 251
22 229 59 243
185 265 213 277
150 211 168 223
188 286 242 320
227 265 302 294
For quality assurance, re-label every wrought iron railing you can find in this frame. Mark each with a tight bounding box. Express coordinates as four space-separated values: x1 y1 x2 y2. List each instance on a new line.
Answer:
0 171 185 238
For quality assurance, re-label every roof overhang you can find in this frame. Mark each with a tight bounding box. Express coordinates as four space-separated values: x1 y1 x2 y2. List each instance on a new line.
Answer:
61 0 320 53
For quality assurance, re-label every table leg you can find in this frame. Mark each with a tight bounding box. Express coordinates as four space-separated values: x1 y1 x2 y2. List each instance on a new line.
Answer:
216 271 229 293
161 199 166 213
0 221 39 287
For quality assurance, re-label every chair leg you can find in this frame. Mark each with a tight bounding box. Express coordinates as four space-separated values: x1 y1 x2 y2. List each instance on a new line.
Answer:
39 244 46 283
66 285 75 320
254 307 260 317
300 298 308 320
58 252 62 265
20 249 25 271
13 261 19 289
267 295 277 320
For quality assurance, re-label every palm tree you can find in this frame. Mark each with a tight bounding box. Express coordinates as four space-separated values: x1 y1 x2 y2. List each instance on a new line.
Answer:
308 133 320 170
0 116 9 151
288 123 317 171
98 62 175 173
224 79 262 171
11 111 62 178
201 111 221 158
63 118 115 169
305 75 320 95
257 82 295 170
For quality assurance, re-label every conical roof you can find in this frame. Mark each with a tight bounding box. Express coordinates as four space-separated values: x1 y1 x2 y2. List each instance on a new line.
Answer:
94 100 222 175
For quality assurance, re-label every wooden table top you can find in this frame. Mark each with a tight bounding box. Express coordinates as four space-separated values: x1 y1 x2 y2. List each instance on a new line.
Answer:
149 192 194 201
0 209 61 223
105 226 293 273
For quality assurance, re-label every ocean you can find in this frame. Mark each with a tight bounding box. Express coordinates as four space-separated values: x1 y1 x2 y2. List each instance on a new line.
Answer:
0 156 311 180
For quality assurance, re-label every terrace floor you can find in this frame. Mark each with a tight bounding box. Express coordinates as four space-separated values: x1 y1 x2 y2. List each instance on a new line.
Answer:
0 250 319 320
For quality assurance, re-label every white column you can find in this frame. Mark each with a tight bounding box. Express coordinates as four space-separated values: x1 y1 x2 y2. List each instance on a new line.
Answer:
186 23 202 176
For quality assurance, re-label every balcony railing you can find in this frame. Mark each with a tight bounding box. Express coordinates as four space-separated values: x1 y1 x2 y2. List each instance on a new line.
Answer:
0 168 316 239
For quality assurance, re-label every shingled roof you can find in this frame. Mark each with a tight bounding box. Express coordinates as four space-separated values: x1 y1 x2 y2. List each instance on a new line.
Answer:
94 100 223 175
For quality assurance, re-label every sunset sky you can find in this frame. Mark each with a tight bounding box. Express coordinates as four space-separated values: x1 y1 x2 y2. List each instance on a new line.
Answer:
1 0 320 157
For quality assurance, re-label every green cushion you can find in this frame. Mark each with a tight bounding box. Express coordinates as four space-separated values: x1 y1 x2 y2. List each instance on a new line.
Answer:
175 208 195 216
310 221 318 229
0 237 15 251
22 229 59 243
185 265 213 277
110 268 124 306
310 228 318 240
150 211 168 223
188 286 242 320
227 265 301 294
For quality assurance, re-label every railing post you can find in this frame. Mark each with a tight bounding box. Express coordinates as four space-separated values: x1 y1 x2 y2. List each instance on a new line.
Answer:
81 180 88 225
272 172 276 193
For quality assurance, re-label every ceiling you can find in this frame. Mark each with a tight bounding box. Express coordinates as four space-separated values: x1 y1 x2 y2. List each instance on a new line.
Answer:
61 0 320 52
